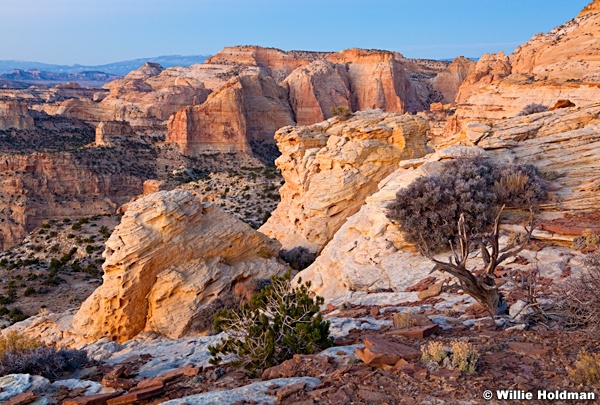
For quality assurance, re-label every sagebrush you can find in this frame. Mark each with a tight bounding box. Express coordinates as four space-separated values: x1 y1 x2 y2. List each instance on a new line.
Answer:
0 331 88 379
386 157 546 252
556 253 600 334
209 272 333 376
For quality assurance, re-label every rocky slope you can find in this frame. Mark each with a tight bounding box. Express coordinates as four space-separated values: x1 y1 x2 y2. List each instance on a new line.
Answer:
259 111 430 254
72 190 286 342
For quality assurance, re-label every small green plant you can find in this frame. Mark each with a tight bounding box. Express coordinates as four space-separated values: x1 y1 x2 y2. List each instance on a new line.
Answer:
209 272 333 376
569 349 600 386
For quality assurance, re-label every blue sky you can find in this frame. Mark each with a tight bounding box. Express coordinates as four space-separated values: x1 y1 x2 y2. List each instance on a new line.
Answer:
0 0 591 64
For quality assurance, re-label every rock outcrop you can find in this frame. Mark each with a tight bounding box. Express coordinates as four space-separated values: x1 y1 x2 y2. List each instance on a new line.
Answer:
453 2 600 131
166 72 294 155
73 190 286 342
0 100 34 130
259 111 430 253
95 121 134 146
432 56 476 104
282 60 352 125
297 104 600 300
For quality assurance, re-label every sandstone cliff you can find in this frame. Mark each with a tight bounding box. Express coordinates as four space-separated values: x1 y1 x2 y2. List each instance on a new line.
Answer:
282 60 352 125
206 46 319 82
73 190 286 342
326 49 415 114
259 111 430 253
0 151 146 251
166 72 295 155
0 100 34 130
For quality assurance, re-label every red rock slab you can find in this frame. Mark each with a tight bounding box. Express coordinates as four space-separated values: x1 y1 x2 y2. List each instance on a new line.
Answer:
389 324 441 339
430 368 461 381
507 342 549 358
276 382 306 400
5 391 39 405
62 391 123 405
406 276 437 292
106 386 165 405
418 283 443 300
133 364 199 390
356 336 421 366
101 377 135 390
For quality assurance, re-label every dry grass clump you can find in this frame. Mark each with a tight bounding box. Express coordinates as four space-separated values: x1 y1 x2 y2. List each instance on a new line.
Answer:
393 311 417 329
450 340 479 374
421 340 447 364
569 350 600 386
0 331 42 356
422 340 479 374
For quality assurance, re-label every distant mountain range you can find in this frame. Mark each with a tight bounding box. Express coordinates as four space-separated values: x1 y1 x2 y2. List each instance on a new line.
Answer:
0 55 210 88
0 55 210 76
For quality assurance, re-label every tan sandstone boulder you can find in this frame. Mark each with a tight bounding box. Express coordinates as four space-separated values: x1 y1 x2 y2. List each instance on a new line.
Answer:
259 110 430 253
72 189 286 342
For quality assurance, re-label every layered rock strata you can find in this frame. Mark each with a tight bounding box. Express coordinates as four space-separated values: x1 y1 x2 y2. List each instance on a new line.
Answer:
73 190 286 342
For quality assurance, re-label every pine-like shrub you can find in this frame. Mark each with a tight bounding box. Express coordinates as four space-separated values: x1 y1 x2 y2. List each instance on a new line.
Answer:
209 272 333 376
386 157 547 252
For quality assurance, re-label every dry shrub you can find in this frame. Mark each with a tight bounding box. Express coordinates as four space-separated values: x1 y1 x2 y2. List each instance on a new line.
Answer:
573 229 600 251
0 331 42 356
422 340 479 374
387 157 547 252
517 103 548 116
0 331 88 380
556 253 600 334
569 350 600 386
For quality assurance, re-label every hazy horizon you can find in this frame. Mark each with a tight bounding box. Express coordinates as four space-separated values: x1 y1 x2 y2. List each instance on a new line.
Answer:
1 0 591 65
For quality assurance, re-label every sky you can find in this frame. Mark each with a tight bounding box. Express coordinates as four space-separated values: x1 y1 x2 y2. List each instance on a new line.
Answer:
0 0 592 65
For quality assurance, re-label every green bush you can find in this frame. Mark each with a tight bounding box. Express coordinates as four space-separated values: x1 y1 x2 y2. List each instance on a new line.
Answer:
209 272 333 376
386 157 547 252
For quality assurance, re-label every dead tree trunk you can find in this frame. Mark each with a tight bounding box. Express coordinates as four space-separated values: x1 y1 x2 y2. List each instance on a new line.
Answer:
422 206 533 317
